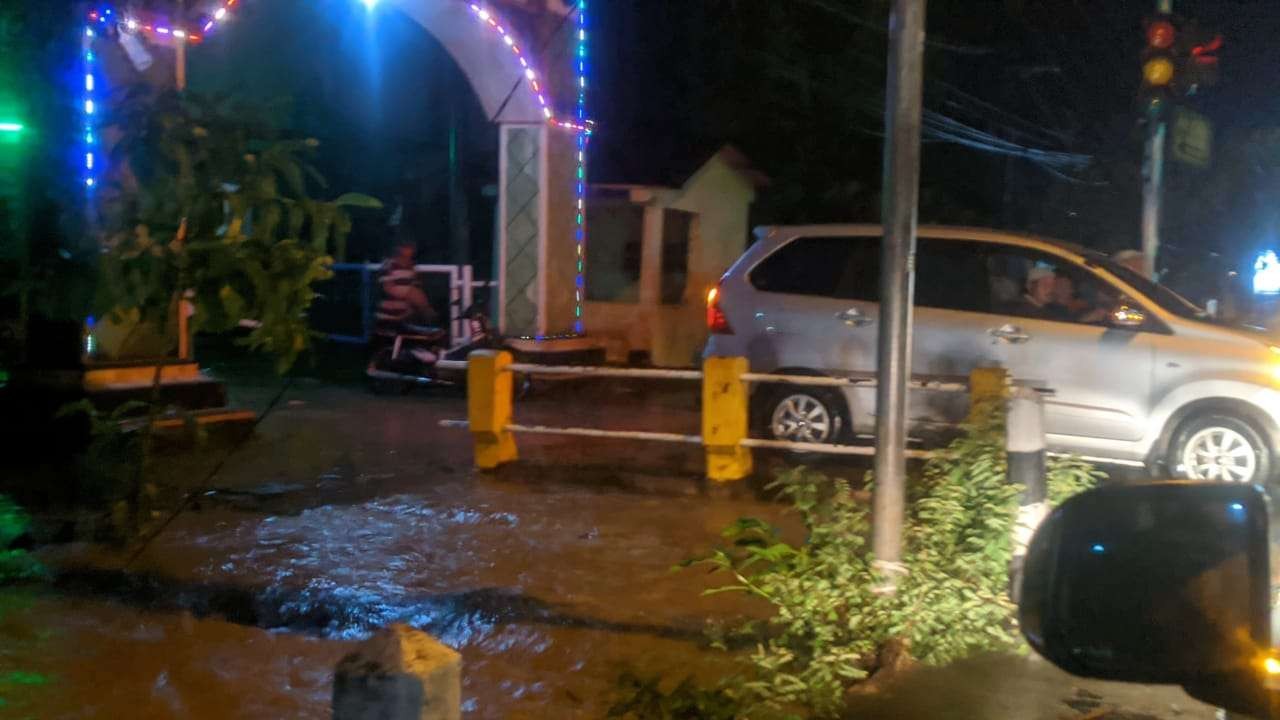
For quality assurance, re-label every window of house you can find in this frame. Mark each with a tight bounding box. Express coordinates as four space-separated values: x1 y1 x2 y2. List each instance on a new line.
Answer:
660 209 694 305
585 202 644 302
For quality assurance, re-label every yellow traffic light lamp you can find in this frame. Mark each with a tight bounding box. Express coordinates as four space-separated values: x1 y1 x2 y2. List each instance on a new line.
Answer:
1142 56 1175 87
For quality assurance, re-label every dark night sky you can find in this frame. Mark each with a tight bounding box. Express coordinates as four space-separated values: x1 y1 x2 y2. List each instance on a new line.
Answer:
577 0 1280 304
28 0 1280 286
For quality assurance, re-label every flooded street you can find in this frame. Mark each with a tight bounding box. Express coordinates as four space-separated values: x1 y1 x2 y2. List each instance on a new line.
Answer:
0 371 1214 718
4 375 780 718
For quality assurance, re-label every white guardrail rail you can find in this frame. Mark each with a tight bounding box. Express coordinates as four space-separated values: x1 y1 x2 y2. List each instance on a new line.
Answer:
434 355 1018 478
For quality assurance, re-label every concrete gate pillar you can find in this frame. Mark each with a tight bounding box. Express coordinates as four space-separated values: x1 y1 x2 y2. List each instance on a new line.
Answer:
497 122 580 337
386 0 587 339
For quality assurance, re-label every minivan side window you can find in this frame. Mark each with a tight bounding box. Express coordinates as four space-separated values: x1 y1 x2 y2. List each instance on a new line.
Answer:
749 236 879 301
986 248 1124 326
916 238 992 313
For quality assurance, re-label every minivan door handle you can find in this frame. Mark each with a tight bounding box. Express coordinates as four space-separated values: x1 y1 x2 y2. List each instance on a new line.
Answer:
836 307 873 328
989 324 1030 344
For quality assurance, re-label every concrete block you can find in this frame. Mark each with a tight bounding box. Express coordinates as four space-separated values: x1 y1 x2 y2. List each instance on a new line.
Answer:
332 624 461 720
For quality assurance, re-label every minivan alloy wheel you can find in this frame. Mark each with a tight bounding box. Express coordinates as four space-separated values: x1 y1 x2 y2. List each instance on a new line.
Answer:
1179 426 1258 483
770 393 840 444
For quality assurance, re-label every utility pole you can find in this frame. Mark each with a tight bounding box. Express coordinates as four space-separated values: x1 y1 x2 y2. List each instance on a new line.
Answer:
873 0 927 591
1141 0 1172 280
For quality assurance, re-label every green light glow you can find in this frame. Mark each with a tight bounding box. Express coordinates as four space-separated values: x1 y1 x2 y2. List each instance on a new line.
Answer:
0 122 22 133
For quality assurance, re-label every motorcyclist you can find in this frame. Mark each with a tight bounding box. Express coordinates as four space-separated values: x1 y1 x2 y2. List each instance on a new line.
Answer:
377 240 439 328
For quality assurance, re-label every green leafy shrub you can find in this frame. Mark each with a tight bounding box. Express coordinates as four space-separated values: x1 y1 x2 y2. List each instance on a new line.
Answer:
0 495 41 583
678 402 1103 717
607 673 742 720
97 90 380 371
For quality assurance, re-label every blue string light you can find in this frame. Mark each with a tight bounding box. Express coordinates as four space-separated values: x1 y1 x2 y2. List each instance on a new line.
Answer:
82 14 98 191
80 1 242 195
572 0 588 334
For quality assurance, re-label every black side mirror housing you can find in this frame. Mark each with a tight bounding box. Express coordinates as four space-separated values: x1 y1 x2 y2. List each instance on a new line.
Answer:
1020 482 1273 716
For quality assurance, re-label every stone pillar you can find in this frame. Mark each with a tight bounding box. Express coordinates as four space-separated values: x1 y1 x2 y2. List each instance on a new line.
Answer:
498 124 542 337
332 624 462 720
497 123 581 337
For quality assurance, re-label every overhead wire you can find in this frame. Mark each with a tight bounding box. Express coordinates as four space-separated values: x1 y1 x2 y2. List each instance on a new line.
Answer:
833 69 1095 179
796 0 996 56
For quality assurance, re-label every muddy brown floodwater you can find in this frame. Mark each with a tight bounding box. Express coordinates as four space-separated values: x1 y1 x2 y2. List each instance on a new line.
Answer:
4 379 782 718
0 374 1215 718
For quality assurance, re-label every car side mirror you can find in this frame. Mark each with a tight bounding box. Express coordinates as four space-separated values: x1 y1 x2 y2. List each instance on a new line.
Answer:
1110 304 1147 328
1020 482 1275 717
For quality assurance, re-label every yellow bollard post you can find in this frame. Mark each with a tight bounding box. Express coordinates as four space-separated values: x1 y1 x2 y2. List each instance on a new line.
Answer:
467 350 517 470
702 356 753 482
968 366 1009 422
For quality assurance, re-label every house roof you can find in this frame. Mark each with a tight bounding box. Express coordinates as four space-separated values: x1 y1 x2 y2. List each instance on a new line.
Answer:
590 140 767 190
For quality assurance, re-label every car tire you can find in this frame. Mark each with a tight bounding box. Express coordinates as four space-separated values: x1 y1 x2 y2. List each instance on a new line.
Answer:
754 386 848 446
1167 414 1272 485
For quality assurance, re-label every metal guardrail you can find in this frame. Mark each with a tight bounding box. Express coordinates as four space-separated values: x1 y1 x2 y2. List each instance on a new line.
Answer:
435 360 970 391
440 419 702 445
434 360 702 381
438 352 1020 480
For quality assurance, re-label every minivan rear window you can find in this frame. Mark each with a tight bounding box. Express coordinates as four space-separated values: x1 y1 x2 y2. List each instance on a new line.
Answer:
749 236 878 300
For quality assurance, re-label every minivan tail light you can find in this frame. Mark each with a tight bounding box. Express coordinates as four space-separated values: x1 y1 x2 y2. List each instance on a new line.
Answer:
707 286 733 334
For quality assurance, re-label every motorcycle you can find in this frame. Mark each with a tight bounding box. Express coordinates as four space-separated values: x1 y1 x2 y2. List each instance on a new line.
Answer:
365 300 526 394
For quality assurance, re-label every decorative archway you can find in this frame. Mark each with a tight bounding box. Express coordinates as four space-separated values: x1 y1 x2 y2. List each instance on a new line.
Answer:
80 0 590 336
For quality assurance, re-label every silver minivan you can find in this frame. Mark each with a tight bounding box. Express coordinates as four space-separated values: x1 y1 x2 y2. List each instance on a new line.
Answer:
704 225 1280 484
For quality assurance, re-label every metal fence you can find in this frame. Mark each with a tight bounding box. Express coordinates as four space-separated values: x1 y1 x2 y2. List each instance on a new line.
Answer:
312 263 496 348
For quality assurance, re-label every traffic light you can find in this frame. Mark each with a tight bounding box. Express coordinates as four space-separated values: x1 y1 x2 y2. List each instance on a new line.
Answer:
1140 14 1178 119
1140 14 1224 115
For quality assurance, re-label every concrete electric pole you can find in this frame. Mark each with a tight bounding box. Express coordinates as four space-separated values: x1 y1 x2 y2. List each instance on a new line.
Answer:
873 0 927 591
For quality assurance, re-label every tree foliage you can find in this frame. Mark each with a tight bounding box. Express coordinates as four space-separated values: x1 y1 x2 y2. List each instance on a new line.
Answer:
673 403 1102 718
96 89 380 371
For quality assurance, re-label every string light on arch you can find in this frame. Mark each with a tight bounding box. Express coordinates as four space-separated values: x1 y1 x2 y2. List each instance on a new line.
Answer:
81 18 97 190
80 1 246 195
79 0 590 334
465 3 593 133
572 0 587 334
466 1 593 335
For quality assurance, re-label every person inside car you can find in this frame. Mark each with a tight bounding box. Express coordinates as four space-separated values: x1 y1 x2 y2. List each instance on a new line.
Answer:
1052 273 1086 315
1014 265 1071 321
1051 272 1112 324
